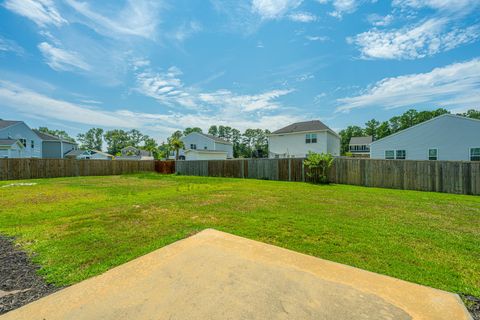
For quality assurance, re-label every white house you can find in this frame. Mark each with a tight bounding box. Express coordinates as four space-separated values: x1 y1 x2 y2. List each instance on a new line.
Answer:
268 120 340 158
370 114 480 161
175 132 233 160
116 146 154 160
0 120 42 158
349 136 373 158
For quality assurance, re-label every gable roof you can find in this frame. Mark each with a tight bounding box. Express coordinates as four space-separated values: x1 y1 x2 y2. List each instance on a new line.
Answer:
65 149 84 157
370 114 480 146
0 139 19 146
185 132 232 145
33 129 77 144
271 120 332 135
0 120 22 130
349 136 373 145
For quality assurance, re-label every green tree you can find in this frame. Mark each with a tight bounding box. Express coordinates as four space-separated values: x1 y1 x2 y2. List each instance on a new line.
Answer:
338 126 364 155
208 125 218 136
77 128 104 150
458 109 480 119
38 127 75 143
127 129 144 147
304 152 334 184
376 121 391 139
104 129 130 155
364 119 380 139
169 138 184 160
183 127 203 136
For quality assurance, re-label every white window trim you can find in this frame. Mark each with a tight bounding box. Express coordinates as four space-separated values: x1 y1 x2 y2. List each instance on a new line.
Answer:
395 149 406 160
385 150 395 160
428 148 438 161
470 147 480 161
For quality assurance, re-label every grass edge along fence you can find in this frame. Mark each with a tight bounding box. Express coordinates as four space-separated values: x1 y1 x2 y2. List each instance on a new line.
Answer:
0 159 175 180
175 158 480 195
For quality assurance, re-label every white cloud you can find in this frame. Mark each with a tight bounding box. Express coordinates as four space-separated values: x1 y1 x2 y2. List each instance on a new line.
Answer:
3 0 67 27
0 36 24 55
251 0 302 20
288 12 318 22
329 0 359 18
392 0 480 13
367 14 394 27
0 80 303 139
349 18 480 59
171 21 202 42
65 0 161 40
305 35 329 42
38 42 91 71
336 58 480 112
135 65 294 112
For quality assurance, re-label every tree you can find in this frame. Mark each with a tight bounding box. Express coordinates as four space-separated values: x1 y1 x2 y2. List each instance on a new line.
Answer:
304 152 334 184
183 127 202 136
77 128 103 150
364 119 380 139
38 127 75 143
338 126 364 155
141 137 159 159
104 129 130 155
458 109 480 119
376 121 391 139
208 125 218 136
127 129 144 147
169 138 184 160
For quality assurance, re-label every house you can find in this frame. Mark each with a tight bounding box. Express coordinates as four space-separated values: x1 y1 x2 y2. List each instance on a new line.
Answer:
348 136 372 158
65 149 114 160
370 114 480 161
176 132 233 160
268 120 340 158
0 120 42 158
33 130 78 159
116 146 154 160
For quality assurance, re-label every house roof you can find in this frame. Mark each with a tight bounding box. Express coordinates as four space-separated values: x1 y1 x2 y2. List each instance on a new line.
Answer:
271 120 332 134
370 114 480 146
0 120 22 130
65 149 85 157
184 149 227 154
186 132 233 145
0 139 19 146
349 136 373 145
33 129 77 144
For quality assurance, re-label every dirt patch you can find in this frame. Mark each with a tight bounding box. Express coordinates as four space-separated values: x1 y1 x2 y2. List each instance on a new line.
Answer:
461 294 480 320
0 235 61 315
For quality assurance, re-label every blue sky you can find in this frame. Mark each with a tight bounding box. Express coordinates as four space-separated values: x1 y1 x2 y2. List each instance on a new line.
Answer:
0 0 479 140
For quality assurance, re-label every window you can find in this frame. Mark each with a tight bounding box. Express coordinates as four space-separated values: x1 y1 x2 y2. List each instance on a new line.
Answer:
385 150 394 159
305 134 311 144
31 140 35 149
471 148 480 161
19 139 26 148
397 150 406 159
204 146 207 149
396 150 406 160
311 133 317 143
428 148 438 161
190 144 197 150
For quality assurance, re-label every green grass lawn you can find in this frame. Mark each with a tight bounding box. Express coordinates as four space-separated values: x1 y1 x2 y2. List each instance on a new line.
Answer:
1 173 479 297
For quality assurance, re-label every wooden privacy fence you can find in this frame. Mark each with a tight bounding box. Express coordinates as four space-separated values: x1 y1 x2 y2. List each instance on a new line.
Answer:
175 158 480 195
0 159 161 180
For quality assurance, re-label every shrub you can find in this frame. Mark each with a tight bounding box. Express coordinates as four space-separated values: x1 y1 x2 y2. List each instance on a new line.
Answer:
304 152 334 184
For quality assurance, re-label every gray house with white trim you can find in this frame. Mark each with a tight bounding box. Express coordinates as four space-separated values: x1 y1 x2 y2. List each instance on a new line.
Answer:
370 114 480 161
33 130 78 159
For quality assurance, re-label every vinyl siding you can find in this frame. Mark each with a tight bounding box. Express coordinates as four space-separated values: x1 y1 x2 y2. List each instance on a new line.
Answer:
370 115 480 161
0 122 42 158
268 130 339 158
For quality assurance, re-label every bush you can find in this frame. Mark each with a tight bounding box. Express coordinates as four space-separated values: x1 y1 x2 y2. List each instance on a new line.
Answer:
304 152 334 184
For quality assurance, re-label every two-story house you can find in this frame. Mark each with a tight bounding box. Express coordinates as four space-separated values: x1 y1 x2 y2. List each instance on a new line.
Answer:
268 120 340 158
175 132 233 160
0 120 42 158
348 136 372 158
33 130 78 158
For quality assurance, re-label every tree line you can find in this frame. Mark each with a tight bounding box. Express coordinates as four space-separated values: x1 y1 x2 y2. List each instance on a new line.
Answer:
338 108 480 155
37 108 479 159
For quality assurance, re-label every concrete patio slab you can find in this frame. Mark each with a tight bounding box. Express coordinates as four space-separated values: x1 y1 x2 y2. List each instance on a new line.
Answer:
0 229 472 320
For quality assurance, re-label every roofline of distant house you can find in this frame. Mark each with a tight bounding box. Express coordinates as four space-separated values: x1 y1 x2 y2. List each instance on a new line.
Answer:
0 121 23 131
182 132 233 145
370 114 480 146
184 149 227 154
268 128 340 138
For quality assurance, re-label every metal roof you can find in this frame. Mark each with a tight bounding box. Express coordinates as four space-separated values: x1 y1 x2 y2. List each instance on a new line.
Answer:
271 120 331 134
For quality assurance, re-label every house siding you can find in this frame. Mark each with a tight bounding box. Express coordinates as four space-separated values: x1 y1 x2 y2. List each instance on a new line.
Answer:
0 122 42 158
370 115 480 161
268 130 340 158
179 132 233 159
214 142 233 158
